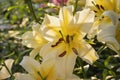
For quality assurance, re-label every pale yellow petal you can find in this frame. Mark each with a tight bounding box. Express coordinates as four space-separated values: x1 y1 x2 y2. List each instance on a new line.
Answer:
41 14 61 42
40 42 77 79
0 59 14 79
102 10 118 25
14 73 34 80
55 52 77 79
75 8 95 35
59 6 73 26
20 56 41 79
77 40 99 64
39 41 64 59
40 58 57 80
97 23 120 51
29 48 41 58
42 14 60 27
22 23 47 48
85 0 93 7
22 31 40 48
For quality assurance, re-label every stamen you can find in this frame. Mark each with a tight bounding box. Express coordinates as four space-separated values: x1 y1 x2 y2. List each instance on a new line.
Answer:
91 1 96 6
72 48 78 55
93 10 97 13
96 4 100 10
59 51 66 57
51 44 57 47
102 16 104 19
51 38 63 47
100 5 105 10
66 35 70 43
58 38 64 42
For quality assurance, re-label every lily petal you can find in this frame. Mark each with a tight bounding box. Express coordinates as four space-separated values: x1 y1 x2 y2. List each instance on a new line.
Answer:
14 73 34 80
20 56 42 79
20 56 57 80
97 23 120 52
75 8 95 36
41 14 61 42
0 59 14 79
40 42 77 79
77 40 99 64
59 6 73 26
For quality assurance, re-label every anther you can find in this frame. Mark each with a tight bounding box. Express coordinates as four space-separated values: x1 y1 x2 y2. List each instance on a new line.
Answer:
66 35 70 43
100 5 105 10
102 16 104 19
51 44 56 47
96 4 100 10
58 51 66 57
51 38 63 47
91 1 96 6
72 48 78 55
93 10 97 13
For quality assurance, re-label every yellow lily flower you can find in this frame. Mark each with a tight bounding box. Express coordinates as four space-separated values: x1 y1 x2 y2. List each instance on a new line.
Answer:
97 11 120 55
0 59 14 79
15 56 80 80
86 0 120 18
86 0 120 38
39 6 99 79
22 23 47 58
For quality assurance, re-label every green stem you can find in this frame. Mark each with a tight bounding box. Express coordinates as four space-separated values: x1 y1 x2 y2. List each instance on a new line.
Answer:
73 0 78 15
97 44 106 54
25 0 40 24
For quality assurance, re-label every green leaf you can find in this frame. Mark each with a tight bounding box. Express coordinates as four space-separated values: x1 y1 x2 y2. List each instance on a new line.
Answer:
102 69 108 80
104 56 113 67
3 52 15 59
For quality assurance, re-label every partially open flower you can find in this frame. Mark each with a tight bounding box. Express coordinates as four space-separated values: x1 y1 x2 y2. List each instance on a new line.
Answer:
22 23 47 58
97 11 120 55
86 0 120 38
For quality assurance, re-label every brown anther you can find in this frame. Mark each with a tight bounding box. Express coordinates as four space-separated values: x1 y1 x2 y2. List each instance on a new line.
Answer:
58 38 64 42
72 48 78 55
51 38 63 47
66 35 70 43
102 16 104 19
51 44 57 47
100 5 105 10
96 4 100 10
93 10 97 13
58 51 66 57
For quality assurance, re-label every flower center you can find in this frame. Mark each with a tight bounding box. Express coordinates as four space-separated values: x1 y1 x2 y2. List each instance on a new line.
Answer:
51 30 78 57
91 1 105 17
